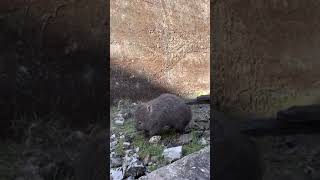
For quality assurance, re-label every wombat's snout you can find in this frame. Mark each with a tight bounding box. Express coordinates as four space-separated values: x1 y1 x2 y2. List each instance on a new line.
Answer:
135 120 144 131
134 104 147 131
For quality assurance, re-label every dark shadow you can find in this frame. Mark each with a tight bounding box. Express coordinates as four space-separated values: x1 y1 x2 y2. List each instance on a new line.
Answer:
110 64 174 105
0 16 108 139
0 10 174 139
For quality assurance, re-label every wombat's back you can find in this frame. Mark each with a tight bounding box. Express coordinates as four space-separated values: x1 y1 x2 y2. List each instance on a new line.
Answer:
145 94 192 135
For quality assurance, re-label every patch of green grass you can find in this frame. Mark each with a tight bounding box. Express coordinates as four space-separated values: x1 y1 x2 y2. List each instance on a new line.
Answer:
159 129 180 146
122 120 136 135
148 164 158 172
115 138 125 156
132 134 164 160
182 131 204 156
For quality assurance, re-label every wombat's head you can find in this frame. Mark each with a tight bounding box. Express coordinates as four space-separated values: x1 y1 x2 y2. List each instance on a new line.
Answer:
134 103 152 131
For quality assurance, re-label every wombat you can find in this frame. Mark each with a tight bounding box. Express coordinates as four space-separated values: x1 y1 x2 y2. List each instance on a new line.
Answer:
134 93 192 136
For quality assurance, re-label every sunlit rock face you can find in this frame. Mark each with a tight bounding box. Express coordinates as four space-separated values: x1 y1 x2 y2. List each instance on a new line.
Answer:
110 0 210 102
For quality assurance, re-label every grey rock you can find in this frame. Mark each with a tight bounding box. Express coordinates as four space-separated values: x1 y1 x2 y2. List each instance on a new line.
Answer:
110 167 124 180
162 146 182 163
178 133 192 145
111 134 116 141
149 136 161 144
135 147 140 153
125 176 135 180
125 150 133 155
200 137 208 146
139 147 210 180
123 154 146 178
114 114 125 126
111 157 123 168
111 140 118 150
123 142 131 149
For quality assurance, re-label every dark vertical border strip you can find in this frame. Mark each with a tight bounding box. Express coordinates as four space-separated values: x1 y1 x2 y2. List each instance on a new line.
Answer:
106 0 111 179
210 0 218 180
210 0 213 178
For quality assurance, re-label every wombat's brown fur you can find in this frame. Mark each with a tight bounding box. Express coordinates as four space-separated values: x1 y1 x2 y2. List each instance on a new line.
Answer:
134 93 192 136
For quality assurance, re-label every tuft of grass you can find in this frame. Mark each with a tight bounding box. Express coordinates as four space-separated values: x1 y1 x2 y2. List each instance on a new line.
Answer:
148 164 158 172
182 131 204 156
132 134 164 160
115 138 125 156
122 120 136 135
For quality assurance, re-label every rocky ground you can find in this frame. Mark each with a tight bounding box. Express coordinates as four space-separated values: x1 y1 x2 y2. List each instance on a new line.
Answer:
110 99 210 180
0 114 105 180
257 134 320 180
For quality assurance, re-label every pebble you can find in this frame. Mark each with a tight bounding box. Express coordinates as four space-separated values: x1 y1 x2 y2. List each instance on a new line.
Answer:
163 146 182 163
200 137 208 145
135 147 140 153
123 142 131 149
110 167 124 180
149 136 161 144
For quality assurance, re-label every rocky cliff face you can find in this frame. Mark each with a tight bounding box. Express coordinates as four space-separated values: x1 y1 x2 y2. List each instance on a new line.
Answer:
110 0 210 102
213 0 320 116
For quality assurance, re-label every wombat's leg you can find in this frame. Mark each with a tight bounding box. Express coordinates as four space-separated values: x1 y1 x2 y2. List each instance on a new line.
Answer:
176 127 185 134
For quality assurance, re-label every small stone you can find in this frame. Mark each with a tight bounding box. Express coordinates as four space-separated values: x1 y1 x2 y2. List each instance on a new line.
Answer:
163 146 182 163
123 155 146 178
111 134 116 140
123 142 131 149
110 167 124 180
178 134 192 145
200 137 208 145
135 147 140 152
115 120 124 126
125 150 133 156
111 157 123 168
114 114 125 125
120 135 125 139
149 136 161 144
110 152 116 158
111 140 118 150
132 153 139 159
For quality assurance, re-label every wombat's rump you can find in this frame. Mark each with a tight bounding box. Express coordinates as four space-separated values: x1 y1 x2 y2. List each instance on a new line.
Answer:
134 93 192 136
